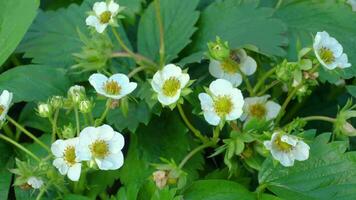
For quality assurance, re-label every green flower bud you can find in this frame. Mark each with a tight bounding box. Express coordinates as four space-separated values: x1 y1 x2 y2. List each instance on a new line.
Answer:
61 124 76 139
207 37 230 61
50 96 64 109
68 85 86 104
37 103 51 118
335 99 356 136
79 100 92 113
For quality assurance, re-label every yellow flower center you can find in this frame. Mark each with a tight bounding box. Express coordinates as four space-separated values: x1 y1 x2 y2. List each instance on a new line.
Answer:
220 59 240 74
214 95 233 117
103 80 121 95
162 77 181 97
63 146 76 166
319 47 335 64
249 103 267 118
274 135 293 152
90 140 109 159
99 11 112 23
0 105 5 115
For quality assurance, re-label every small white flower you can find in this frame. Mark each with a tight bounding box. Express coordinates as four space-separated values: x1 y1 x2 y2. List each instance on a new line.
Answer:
209 49 257 86
313 31 351 70
241 95 281 122
51 138 82 181
151 64 190 106
198 79 244 126
89 73 137 100
86 0 120 33
264 132 310 167
76 124 125 170
0 90 12 122
347 0 356 11
27 177 43 189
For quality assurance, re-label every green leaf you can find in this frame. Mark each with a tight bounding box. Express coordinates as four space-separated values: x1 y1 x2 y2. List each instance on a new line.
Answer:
0 65 71 103
274 1 356 81
63 194 91 200
17 0 132 68
185 0 287 63
183 180 255 200
259 133 356 200
346 85 356 98
0 141 14 200
0 0 38 66
137 0 200 63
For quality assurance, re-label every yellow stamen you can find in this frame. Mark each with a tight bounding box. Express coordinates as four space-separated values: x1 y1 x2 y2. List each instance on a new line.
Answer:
319 47 335 64
99 11 112 24
0 105 5 115
214 95 233 117
220 59 240 74
63 146 77 166
162 77 181 97
90 140 109 159
274 135 293 152
103 80 121 95
249 103 267 118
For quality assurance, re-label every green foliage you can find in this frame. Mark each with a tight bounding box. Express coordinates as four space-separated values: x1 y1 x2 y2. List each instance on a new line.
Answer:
275 0 356 81
0 65 70 103
138 0 200 63
347 85 356 98
185 0 287 63
259 133 356 200
0 0 38 66
0 141 13 200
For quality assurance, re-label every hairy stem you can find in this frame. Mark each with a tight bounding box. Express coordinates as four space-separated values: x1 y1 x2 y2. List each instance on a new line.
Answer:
74 106 80 136
178 142 214 169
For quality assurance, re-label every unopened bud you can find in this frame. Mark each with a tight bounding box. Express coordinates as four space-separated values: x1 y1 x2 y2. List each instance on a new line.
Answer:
68 85 86 104
207 37 230 61
61 124 76 139
37 103 51 118
343 122 356 136
153 170 168 189
50 96 64 109
79 100 92 113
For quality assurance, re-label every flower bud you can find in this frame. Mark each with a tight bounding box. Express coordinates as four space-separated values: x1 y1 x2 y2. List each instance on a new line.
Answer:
37 103 51 118
79 100 92 113
68 85 86 104
152 170 168 189
207 37 230 61
61 124 76 139
50 96 64 109
342 122 356 136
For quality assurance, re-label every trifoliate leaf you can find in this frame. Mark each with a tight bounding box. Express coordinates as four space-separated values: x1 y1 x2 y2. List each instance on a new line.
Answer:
274 1 356 82
259 132 356 200
184 0 288 63
0 0 38 66
0 65 71 103
137 0 200 63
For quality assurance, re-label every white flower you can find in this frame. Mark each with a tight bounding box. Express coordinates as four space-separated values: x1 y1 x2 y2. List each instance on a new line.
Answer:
313 31 351 70
198 79 244 126
76 124 125 170
51 138 82 181
264 132 310 167
151 64 190 106
0 90 12 122
89 73 137 100
27 177 43 189
241 95 281 122
86 0 120 33
347 0 356 11
209 49 257 86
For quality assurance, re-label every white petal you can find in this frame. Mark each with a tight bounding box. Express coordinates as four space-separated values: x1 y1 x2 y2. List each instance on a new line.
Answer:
53 158 68 175
226 106 243 121
95 23 108 33
281 135 298 146
265 101 281 120
86 15 100 27
0 90 12 106
203 111 221 126
161 64 182 79
221 73 242 87
109 73 129 86
151 72 164 92
293 141 310 161
51 140 66 158
67 163 82 181
89 73 108 95
209 79 233 96
109 131 125 153
178 73 190 89
27 177 43 189
264 141 272 150
96 151 124 170
157 93 180 106
120 82 137 97
198 93 214 111
336 53 351 69
97 124 114 141
240 56 257 76
108 0 120 15
270 148 294 167
93 2 108 16
209 60 224 78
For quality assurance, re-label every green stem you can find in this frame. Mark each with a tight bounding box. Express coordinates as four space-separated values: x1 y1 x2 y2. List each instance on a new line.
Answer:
154 0 165 68
177 104 207 143
302 116 336 123
256 80 280 96
213 126 220 141
74 106 80 136
178 142 214 169
51 109 60 142
236 67 254 96
95 99 112 126
36 188 46 200
255 183 268 200
275 0 283 9
128 65 149 78
275 84 303 125
2 123 14 138
7 116 50 153
0 133 41 162
253 68 276 94
88 113 95 126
